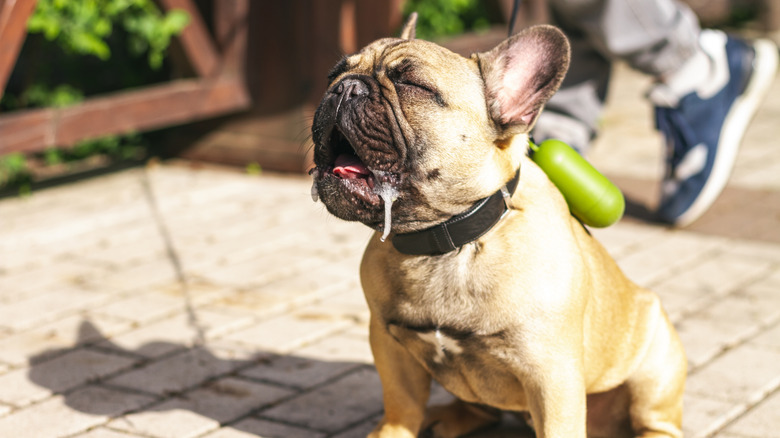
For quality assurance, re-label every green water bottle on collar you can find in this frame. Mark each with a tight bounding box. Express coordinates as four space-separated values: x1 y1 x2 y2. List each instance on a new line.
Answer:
529 139 625 228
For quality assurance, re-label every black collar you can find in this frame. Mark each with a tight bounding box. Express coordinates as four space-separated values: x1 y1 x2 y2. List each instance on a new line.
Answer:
391 167 521 255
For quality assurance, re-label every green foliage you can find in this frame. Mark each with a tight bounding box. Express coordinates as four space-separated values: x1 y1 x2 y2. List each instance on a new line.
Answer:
0 153 32 195
27 0 190 69
0 0 190 195
403 0 493 40
245 162 262 176
1 83 84 110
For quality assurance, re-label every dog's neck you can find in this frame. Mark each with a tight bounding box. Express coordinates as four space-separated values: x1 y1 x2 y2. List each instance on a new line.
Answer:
391 167 521 255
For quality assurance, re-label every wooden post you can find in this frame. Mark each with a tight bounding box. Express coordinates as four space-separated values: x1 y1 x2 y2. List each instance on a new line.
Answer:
159 0 222 78
0 0 37 100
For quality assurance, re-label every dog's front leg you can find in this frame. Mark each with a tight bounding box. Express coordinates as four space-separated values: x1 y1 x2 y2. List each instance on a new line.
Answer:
520 332 588 438
526 370 587 438
368 316 432 438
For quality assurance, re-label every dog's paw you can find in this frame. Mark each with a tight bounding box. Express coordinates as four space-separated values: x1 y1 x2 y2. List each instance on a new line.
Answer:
420 400 501 438
367 422 418 438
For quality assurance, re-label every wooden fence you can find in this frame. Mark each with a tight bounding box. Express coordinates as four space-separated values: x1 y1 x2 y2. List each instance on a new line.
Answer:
0 0 251 155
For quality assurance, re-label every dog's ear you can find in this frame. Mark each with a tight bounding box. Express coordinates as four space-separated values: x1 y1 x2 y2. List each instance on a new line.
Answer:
400 12 417 40
477 25 570 133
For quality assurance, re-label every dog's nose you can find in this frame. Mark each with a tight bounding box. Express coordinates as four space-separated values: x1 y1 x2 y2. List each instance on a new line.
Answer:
334 78 369 99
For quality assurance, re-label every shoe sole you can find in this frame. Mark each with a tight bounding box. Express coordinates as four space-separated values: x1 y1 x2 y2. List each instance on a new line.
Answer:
673 38 779 227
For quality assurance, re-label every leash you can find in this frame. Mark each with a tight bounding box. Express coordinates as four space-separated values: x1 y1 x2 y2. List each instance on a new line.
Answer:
508 0 522 37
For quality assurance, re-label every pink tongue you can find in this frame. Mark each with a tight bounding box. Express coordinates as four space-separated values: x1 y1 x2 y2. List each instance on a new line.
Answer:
333 154 370 179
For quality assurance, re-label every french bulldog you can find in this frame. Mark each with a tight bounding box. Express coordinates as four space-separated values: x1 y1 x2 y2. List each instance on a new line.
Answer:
310 13 686 438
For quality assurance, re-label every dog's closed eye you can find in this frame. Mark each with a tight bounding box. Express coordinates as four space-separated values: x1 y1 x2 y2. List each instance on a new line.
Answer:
388 61 446 107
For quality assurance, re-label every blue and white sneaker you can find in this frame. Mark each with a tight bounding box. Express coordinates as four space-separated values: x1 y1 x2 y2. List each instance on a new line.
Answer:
650 30 778 226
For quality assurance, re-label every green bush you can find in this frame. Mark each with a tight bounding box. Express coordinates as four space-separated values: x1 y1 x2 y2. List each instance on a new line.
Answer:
403 0 494 40
27 0 189 69
0 0 190 195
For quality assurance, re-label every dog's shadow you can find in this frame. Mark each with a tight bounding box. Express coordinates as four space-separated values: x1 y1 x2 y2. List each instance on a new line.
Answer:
26 320 535 437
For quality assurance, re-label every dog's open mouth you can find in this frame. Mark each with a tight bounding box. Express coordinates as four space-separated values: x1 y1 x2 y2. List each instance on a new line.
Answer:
315 127 400 203
313 126 401 239
334 153 375 188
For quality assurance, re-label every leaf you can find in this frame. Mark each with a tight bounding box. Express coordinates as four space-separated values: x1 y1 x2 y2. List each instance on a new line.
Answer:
246 162 262 176
162 9 190 33
44 148 64 165
70 31 111 59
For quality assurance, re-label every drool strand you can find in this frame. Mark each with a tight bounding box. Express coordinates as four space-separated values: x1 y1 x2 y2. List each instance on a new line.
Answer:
372 170 399 242
309 169 319 203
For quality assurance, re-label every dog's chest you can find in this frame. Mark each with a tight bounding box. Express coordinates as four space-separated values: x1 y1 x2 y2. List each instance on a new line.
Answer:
379 256 529 408
386 319 526 408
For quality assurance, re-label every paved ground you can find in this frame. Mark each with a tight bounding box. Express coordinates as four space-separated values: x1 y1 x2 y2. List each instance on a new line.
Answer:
1 43 780 438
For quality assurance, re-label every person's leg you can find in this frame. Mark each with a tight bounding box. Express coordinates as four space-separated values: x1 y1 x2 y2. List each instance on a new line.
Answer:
535 0 701 153
533 29 611 154
538 0 779 226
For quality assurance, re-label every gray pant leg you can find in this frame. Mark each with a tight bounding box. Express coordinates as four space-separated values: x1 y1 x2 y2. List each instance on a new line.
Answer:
534 0 701 152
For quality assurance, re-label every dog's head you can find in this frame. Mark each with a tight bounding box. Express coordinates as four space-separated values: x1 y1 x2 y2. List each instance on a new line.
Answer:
311 15 570 236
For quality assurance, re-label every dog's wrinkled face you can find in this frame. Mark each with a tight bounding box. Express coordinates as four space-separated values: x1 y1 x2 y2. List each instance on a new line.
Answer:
311 22 570 236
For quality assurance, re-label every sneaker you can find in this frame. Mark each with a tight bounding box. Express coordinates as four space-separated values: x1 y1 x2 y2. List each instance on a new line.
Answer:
650 31 779 226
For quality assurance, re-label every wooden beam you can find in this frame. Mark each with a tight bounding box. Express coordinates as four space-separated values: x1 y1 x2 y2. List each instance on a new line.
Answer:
0 0 38 98
158 0 221 78
0 77 250 153
213 0 249 76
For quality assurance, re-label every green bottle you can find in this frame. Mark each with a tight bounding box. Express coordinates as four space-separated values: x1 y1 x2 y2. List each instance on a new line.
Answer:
529 139 625 228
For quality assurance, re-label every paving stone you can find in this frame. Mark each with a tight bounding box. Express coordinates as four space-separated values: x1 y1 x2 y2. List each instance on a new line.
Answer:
0 315 131 367
2 201 150 257
0 260 110 304
611 231 724 287
683 393 741 438
240 353 362 391
652 252 772 298
108 377 293 438
721 388 780 438
261 367 383 433
178 226 313 270
0 288 113 332
192 251 325 290
72 234 168 269
0 348 137 407
299 289 370 324
295 329 373 362
223 311 353 354
0 385 154 438
750 321 780 351
710 288 780 328
675 282 780 369
328 414 383 438
653 284 710 323
726 240 780 264
677 314 758 369
92 291 185 325
590 221 667 259
202 418 325 438
686 343 780 404
203 263 355 320
72 427 150 437
98 310 253 359
83 258 180 295
106 347 245 396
